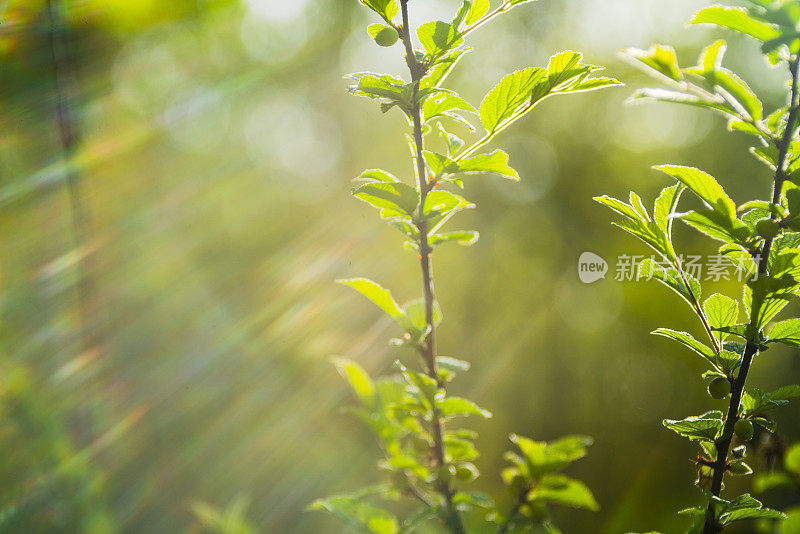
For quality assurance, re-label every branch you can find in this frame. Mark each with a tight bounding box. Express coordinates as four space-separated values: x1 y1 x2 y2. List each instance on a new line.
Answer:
47 0 95 355
702 49 800 534
398 2 465 532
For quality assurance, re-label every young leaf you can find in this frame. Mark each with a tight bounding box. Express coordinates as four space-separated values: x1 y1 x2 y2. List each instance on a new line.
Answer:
400 298 442 340
333 358 375 401
353 181 420 218
429 231 480 247
704 293 739 343
654 184 685 235
309 493 399 534
528 474 600 511
653 165 736 218
639 259 702 308
422 91 477 125
677 209 750 246
509 434 592 479
437 397 492 419
424 150 519 181
690 6 781 42
422 190 475 234
625 45 683 82
480 68 546 133
417 21 463 59
652 328 716 365
358 0 399 23
338 278 405 322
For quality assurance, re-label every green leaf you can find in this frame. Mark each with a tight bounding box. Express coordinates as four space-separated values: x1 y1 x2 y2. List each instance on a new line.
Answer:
417 21 463 59
721 507 785 524
546 50 588 88
510 434 593 479
445 436 479 462
422 190 475 233
678 209 750 246
595 194 646 221
347 72 409 109
567 77 624 92
338 278 405 322
654 184 685 235
639 259 702 308
528 474 600 511
629 88 735 118
786 443 800 474
400 298 442 340
754 472 794 492
717 349 742 375
751 416 776 433
436 123 465 157
422 91 477 125
453 0 490 28
429 231 480 247
479 68 547 133
767 318 800 346
452 491 495 510
652 328 716 365
353 181 419 218
704 293 739 344
357 0 399 23
726 461 753 476
309 493 399 534
703 68 763 121
436 356 470 382
625 45 683 82
420 49 467 90
437 397 492 418
333 358 374 400
691 6 781 41
355 168 399 184
424 149 519 181
697 39 727 74
396 362 438 406
746 275 798 330
741 386 800 416
663 411 724 441
653 165 736 218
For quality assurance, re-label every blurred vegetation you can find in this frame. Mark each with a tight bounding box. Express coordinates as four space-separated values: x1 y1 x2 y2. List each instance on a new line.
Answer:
1 0 799 532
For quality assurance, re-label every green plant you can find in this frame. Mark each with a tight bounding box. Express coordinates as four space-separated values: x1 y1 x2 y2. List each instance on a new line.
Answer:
191 496 256 534
597 1 800 532
311 1 620 532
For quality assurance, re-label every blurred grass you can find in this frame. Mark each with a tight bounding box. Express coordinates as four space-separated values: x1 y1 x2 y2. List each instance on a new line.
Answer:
1 0 799 532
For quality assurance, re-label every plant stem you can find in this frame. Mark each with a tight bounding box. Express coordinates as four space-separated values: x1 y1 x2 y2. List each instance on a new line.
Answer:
675 259 721 354
702 50 800 534
456 100 534 161
47 0 96 358
398 2 464 532
494 490 527 534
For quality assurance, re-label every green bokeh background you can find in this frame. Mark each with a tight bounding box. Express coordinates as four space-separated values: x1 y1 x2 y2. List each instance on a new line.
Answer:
1 0 799 532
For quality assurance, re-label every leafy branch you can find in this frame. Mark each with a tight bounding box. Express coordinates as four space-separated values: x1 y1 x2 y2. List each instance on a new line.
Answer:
313 1 619 532
599 2 800 532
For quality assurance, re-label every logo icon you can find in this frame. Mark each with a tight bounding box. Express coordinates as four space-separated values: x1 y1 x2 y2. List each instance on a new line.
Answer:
578 252 608 284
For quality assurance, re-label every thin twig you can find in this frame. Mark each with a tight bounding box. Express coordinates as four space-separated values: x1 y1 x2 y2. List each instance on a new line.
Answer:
494 490 527 534
47 0 95 356
398 1 465 532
